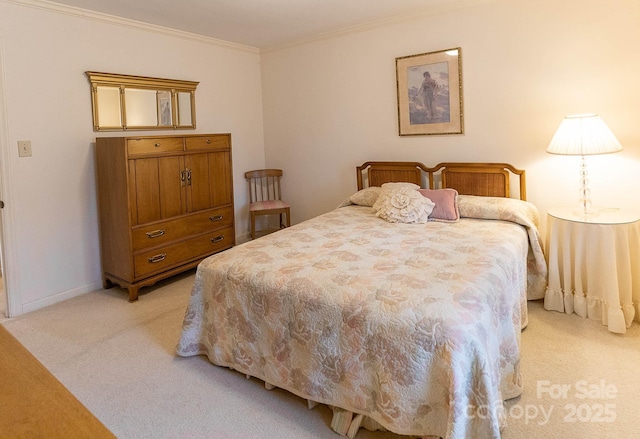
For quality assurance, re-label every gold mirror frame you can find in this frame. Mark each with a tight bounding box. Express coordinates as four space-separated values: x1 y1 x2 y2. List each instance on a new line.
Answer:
86 71 198 131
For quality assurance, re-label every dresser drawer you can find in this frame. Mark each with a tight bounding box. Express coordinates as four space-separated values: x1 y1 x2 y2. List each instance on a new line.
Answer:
185 135 229 152
131 206 233 251
127 137 184 156
134 227 233 279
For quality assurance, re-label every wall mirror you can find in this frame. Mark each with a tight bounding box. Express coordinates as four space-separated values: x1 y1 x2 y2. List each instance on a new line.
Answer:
86 71 198 131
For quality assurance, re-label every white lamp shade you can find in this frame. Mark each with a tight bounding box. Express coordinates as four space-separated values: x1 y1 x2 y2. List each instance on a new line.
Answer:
546 114 623 156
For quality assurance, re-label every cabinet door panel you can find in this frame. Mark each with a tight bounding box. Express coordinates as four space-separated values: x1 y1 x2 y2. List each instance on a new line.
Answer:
130 158 160 225
130 156 185 225
209 151 233 207
187 151 233 212
158 156 186 219
187 153 211 212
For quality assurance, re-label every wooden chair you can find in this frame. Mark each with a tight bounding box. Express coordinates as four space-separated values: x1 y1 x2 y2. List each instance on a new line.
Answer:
245 169 291 239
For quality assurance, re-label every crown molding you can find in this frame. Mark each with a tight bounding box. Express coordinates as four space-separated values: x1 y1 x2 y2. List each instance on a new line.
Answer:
2 0 260 54
4 0 492 55
261 0 492 53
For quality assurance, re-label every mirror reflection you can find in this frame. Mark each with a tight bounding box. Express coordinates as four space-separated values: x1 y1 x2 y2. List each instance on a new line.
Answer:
124 89 157 127
95 86 122 128
177 92 192 126
86 72 198 131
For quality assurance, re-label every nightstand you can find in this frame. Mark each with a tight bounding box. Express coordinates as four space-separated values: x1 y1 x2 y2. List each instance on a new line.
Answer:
543 207 640 333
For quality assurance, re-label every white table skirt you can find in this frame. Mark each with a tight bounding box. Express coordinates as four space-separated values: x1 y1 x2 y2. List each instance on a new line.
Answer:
544 208 640 333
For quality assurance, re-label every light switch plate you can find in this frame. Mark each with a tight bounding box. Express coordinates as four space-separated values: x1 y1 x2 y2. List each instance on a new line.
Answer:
18 140 32 157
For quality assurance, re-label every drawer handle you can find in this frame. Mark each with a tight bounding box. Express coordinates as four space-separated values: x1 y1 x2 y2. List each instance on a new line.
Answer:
206 139 211 144
148 254 166 263
209 215 223 222
211 236 224 243
146 229 165 238
154 142 161 147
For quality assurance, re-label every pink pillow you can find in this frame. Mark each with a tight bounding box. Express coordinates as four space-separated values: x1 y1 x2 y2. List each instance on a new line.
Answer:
418 188 460 222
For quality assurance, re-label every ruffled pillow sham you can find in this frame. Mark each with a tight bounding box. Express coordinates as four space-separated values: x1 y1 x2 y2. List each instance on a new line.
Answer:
373 186 435 223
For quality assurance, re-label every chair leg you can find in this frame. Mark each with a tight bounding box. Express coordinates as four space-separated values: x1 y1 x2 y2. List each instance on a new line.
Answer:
279 211 290 229
250 212 256 240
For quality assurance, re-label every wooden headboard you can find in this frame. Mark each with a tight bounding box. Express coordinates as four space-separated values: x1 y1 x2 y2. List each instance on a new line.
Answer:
356 161 527 200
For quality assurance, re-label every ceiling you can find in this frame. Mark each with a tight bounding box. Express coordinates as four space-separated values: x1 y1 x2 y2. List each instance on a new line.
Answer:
49 0 480 49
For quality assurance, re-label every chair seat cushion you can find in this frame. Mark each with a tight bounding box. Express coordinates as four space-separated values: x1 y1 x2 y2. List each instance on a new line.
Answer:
250 200 290 211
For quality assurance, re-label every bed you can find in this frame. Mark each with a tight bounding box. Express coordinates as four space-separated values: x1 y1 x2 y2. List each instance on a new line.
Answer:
176 161 547 439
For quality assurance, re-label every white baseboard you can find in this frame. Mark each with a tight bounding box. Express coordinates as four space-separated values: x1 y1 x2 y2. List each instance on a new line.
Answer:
21 281 103 315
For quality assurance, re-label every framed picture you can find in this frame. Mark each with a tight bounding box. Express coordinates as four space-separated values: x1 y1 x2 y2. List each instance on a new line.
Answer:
396 47 463 136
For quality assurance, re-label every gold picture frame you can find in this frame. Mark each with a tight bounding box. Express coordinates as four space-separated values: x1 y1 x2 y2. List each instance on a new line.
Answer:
396 47 463 136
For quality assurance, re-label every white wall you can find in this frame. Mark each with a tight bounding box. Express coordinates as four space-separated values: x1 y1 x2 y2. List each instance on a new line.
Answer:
0 1 265 313
261 0 640 233
2 0 639 315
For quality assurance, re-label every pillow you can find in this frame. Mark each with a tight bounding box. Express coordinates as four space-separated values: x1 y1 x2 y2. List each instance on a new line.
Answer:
457 195 541 226
381 182 420 190
373 187 435 223
344 186 381 207
418 188 460 222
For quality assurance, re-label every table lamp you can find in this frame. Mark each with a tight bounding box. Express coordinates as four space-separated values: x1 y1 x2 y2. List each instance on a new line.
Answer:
546 114 622 216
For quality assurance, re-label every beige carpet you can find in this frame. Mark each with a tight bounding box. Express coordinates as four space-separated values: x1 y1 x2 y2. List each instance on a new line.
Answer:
2 271 639 439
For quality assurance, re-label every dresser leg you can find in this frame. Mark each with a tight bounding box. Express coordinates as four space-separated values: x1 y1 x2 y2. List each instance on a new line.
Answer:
128 286 139 302
102 276 114 290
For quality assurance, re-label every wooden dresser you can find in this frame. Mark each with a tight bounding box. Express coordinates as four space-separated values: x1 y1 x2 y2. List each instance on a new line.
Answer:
95 133 235 301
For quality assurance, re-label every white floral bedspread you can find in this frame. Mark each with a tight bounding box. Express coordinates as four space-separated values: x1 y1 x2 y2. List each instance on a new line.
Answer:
177 199 546 439
457 195 547 301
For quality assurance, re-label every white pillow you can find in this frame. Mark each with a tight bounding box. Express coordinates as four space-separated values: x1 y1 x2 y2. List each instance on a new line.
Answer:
373 187 435 223
381 182 420 190
348 187 381 206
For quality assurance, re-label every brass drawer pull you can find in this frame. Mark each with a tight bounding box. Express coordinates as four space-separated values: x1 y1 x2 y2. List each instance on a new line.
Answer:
154 142 161 147
148 254 166 263
211 236 224 243
209 215 223 222
146 229 165 238
206 139 212 144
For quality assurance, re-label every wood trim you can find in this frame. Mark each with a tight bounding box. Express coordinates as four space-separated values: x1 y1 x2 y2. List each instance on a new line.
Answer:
85 71 199 91
0 325 115 438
